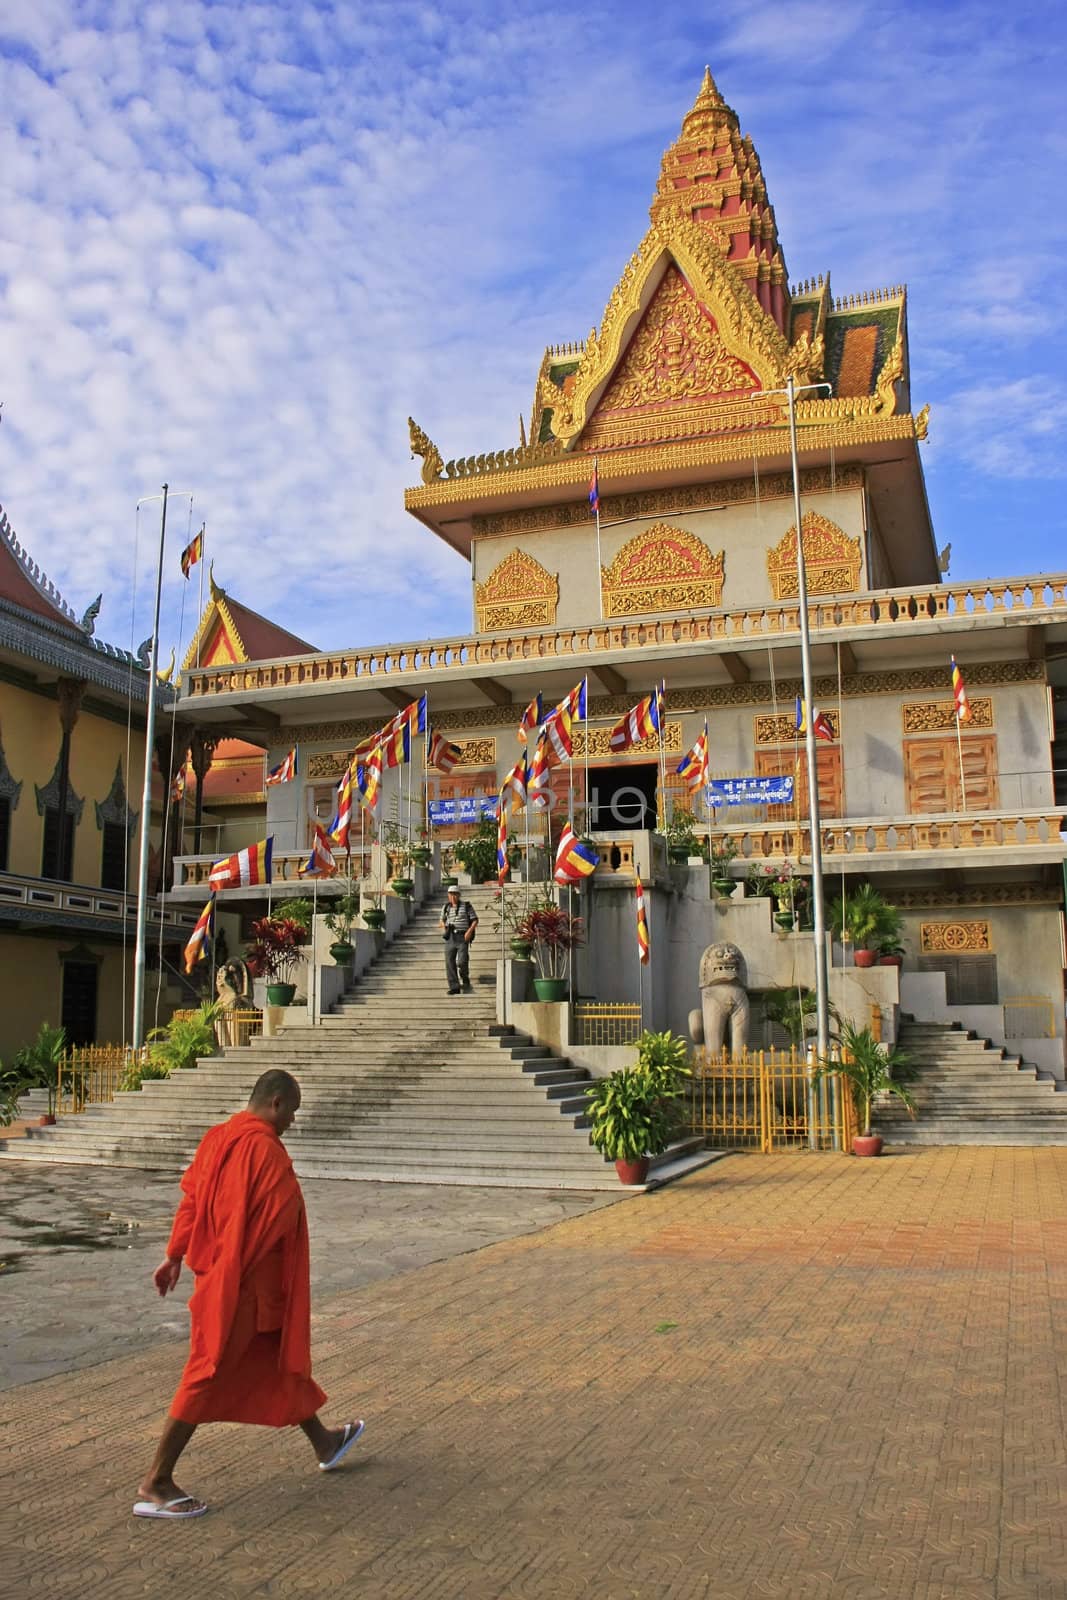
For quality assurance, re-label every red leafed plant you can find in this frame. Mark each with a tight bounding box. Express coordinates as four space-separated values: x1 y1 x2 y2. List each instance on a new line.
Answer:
245 916 309 984
514 903 584 980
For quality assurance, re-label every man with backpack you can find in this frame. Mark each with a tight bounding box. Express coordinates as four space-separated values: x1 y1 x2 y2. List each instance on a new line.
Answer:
440 885 478 994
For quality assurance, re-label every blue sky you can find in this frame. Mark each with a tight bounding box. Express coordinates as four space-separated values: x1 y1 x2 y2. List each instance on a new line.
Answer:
1 0 1064 663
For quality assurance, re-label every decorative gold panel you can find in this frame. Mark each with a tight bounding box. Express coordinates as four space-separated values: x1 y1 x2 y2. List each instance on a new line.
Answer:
574 722 682 758
754 709 840 745
767 512 861 599
475 549 559 632
600 524 724 618
453 738 496 768
307 751 352 780
902 698 993 734
920 921 992 954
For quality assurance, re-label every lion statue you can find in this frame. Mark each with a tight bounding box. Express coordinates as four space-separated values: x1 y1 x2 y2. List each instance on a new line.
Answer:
688 941 750 1059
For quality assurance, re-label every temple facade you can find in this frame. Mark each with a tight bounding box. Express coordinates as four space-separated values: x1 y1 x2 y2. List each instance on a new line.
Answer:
159 71 1067 1075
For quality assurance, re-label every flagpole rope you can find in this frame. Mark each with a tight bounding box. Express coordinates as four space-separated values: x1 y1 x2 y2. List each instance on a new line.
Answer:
152 501 193 1033
119 502 144 1047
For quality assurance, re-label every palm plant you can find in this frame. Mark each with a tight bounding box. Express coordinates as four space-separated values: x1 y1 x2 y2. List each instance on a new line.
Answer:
13 1022 69 1116
123 1002 222 1090
828 883 895 952
815 1020 916 1136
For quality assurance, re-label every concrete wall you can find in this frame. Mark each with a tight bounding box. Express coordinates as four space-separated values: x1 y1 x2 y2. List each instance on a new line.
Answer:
0 929 133 1058
470 489 867 626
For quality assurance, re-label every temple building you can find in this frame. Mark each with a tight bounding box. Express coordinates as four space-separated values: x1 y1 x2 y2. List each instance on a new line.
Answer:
152 71 1067 1078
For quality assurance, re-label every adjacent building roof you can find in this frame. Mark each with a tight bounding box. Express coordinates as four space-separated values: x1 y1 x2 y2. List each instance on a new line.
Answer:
181 569 317 672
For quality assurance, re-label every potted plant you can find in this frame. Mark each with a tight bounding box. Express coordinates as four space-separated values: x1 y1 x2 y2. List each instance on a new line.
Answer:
815 1020 916 1156
877 940 905 968
323 880 361 963
380 820 414 895
12 1022 69 1123
710 834 739 898
440 847 458 890
663 806 699 864
769 863 803 930
584 1032 690 1185
452 813 500 884
411 825 432 869
493 886 533 961
636 1028 692 1104
361 886 386 933
515 898 584 1002
245 913 310 1006
828 883 895 968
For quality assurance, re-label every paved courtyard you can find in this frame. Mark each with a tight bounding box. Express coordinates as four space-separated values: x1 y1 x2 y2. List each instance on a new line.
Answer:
3 1146 1067 1598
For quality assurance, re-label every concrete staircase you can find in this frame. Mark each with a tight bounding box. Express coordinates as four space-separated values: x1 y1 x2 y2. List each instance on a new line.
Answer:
875 1018 1067 1147
0 887 710 1190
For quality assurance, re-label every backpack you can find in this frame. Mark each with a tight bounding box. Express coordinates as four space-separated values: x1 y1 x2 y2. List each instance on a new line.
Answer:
443 899 477 942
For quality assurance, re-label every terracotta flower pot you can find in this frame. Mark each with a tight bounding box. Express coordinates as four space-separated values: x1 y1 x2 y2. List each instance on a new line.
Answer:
615 1156 650 1186
853 948 877 968
38 1113 57 1126
852 1133 884 1158
878 954 903 968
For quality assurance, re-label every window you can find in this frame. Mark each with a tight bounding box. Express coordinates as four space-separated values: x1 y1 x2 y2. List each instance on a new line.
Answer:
904 734 998 813
61 960 98 1046
42 807 75 881
917 954 998 1005
754 747 843 821
0 795 10 872
101 821 127 891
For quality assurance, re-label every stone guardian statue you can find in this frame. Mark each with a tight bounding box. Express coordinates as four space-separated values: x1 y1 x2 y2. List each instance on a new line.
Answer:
688 941 750 1059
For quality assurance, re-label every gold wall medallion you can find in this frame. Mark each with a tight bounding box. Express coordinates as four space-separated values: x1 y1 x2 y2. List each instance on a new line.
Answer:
600 524 725 617
754 709 840 745
574 722 682 758
919 920 992 953
475 548 559 632
767 512 861 599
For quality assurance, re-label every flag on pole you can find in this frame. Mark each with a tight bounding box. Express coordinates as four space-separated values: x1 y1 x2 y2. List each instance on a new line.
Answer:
501 755 528 814
179 526 204 578
428 730 463 774
555 679 587 723
795 697 835 742
183 895 215 973
588 463 600 514
496 798 509 886
170 770 186 804
554 822 598 884
329 765 354 848
265 747 298 786
676 723 709 795
528 732 554 809
402 694 428 735
951 656 971 723
209 837 273 890
355 745 383 818
300 823 337 878
635 877 650 965
517 693 542 744
541 706 574 765
380 717 411 769
609 689 661 752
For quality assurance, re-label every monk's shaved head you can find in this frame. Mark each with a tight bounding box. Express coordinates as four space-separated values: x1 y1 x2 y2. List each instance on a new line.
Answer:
249 1069 300 1109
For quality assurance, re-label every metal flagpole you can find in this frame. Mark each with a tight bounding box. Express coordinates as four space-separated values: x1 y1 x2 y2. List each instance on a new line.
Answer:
581 676 590 836
132 484 170 1049
593 459 604 620
955 711 969 812
195 523 205 667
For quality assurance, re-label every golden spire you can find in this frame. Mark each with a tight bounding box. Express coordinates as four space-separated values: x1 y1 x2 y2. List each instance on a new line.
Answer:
694 65 724 111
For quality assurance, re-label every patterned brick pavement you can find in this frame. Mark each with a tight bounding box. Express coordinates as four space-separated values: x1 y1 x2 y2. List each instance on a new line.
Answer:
3 1147 1067 1598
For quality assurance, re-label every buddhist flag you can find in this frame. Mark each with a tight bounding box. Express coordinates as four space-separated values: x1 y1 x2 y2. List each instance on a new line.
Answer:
496 799 509 886
380 717 410 769
501 755 528 814
329 765 354 848
266 747 298 786
300 823 337 878
528 733 554 810
355 745 383 818
610 688 661 753
428 730 463 774
677 722 709 795
555 679 587 724
795 697 835 743
554 822 598 884
402 694 428 735
588 461 600 515
180 526 204 579
951 656 971 723
170 770 186 805
183 895 215 974
208 837 273 890
517 693 542 745
635 877 650 965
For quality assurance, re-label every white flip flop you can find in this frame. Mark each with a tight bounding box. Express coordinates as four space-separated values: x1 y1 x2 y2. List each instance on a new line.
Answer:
319 1418 365 1472
132 1495 208 1519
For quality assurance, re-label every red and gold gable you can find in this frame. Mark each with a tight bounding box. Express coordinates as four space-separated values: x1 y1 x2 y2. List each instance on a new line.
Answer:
579 267 762 451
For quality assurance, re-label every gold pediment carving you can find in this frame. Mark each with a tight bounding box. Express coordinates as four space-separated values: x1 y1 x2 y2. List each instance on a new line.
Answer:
601 524 724 618
920 921 991 954
475 548 559 632
546 215 824 450
766 512 861 600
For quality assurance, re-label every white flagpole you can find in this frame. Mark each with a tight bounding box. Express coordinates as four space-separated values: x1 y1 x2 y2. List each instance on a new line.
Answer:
195 523 205 668
582 676 590 837
955 711 969 813
593 459 604 620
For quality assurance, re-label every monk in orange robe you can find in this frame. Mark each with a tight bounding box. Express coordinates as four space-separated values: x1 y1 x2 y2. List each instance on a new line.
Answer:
134 1069 364 1519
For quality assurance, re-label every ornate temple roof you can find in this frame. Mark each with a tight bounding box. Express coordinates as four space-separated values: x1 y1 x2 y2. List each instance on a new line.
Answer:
181 568 317 672
0 499 87 633
404 68 927 543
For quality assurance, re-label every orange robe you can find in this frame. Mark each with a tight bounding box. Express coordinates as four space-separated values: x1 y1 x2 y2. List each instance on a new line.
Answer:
167 1109 326 1426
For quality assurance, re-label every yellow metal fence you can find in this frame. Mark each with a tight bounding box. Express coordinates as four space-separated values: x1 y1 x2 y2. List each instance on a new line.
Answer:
56 1046 143 1116
686 1047 858 1153
572 1002 643 1047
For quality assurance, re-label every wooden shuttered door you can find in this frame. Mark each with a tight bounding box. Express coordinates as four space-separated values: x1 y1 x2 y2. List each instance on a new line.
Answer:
917 955 998 1005
754 747 843 821
904 735 998 814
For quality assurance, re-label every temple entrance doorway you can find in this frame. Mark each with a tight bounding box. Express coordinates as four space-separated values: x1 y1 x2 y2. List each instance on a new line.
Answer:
587 763 658 832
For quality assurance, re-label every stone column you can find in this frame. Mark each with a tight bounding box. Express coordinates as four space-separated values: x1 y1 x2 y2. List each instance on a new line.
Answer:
54 678 85 879
189 730 217 856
